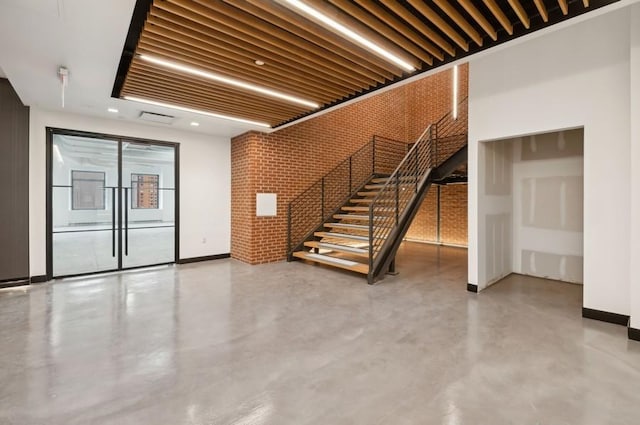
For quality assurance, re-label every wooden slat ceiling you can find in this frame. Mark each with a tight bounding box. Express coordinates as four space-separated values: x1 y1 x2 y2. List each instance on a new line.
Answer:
113 0 617 128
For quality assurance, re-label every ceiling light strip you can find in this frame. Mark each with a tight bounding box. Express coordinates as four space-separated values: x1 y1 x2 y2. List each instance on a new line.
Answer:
138 54 319 109
123 96 271 128
283 0 416 72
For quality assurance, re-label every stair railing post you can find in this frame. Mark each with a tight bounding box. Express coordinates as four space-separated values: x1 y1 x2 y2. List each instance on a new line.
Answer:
321 177 325 222
368 204 374 276
414 142 419 193
433 125 439 167
287 203 292 260
395 173 400 226
349 156 352 193
372 137 376 176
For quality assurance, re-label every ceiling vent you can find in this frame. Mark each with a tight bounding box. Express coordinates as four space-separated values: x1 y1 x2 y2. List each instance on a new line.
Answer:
139 111 174 124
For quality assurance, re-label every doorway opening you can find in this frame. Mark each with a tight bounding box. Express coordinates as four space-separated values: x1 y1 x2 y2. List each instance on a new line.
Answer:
46 128 179 279
479 128 584 289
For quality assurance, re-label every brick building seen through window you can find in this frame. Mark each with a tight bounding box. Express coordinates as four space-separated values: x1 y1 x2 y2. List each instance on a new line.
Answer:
131 173 159 209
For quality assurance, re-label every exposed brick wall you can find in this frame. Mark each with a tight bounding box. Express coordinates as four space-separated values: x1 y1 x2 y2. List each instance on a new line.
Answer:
406 184 468 246
406 188 438 242
231 65 469 264
440 184 468 245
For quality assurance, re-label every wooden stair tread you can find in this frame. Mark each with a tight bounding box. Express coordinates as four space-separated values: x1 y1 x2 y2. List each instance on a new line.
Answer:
324 222 369 230
342 206 395 213
350 198 396 204
304 241 369 257
333 214 387 221
293 252 369 274
314 231 369 241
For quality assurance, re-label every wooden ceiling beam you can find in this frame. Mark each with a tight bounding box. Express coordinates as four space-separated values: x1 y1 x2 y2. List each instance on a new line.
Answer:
137 37 339 105
482 0 513 35
188 0 392 83
533 0 549 22
129 66 310 113
328 0 435 65
231 0 402 77
373 0 451 59
558 0 569 15
123 86 293 123
124 75 304 117
408 0 469 52
123 79 293 120
508 0 531 29
433 0 483 47
289 0 421 71
140 28 345 100
147 10 358 94
122 84 288 124
187 0 387 83
155 2 374 89
457 0 497 41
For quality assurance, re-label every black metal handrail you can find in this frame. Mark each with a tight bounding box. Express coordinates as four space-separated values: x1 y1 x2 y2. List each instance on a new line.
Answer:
287 135 407 258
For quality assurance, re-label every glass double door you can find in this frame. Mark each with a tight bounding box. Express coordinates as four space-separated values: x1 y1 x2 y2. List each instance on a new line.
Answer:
50 132 177 278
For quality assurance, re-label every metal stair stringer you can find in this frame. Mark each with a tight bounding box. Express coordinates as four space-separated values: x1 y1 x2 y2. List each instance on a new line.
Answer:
367 142 468 284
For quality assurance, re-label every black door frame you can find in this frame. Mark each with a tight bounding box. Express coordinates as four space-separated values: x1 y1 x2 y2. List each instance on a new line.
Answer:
46 127 180 280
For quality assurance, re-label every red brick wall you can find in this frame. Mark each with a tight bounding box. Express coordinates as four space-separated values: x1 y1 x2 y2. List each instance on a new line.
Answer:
231 65 469 264
406 184 468 246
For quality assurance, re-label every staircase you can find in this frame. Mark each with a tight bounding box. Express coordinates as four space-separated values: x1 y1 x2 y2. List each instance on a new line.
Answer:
287 99 468 284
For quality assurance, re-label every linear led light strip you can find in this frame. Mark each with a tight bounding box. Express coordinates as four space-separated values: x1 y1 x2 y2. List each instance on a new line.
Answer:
123 96 272 128
284 0 415 72
452 65 459 120
138 54 319 109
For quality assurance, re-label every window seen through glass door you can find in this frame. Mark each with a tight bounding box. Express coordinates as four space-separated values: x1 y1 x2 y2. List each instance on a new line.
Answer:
131 173 159 209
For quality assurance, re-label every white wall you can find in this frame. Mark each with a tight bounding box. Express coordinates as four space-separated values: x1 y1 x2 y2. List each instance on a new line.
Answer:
630 4 640 329
478 139 513 286
512 131 583 284
29 108 231 276
469 9 631 316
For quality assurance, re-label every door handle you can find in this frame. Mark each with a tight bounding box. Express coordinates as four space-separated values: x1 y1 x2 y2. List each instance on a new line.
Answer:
124 187 129 256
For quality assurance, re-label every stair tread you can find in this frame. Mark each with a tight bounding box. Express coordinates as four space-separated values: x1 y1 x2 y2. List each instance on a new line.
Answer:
342 206 395 213
351 198 396 204
293 251 368 274
304 241 369 256
370 176 418 184
325 222 369 230
314 231 370 241
333 214 387 221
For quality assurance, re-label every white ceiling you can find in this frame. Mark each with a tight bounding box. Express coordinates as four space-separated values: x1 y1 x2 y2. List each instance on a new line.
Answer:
0 0 264 138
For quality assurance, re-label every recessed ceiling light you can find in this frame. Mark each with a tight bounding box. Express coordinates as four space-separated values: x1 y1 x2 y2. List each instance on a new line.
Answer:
190 121 200 127
123 96 271 128
139 54 319 109
108 107 119 113
254 60 265 66
283 0 416 72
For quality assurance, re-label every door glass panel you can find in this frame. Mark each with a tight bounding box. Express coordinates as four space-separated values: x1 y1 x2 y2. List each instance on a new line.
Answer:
52 135 119 277
121 142 176 268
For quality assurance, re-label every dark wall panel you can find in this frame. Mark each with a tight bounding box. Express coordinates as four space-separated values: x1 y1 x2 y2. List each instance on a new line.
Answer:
0 78 29 281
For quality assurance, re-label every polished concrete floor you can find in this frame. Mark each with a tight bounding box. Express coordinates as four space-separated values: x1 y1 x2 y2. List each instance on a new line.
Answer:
1 243 639 424
53 224 175 276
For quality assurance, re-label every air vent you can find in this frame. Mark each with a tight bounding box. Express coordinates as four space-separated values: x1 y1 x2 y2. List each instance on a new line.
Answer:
139 111 174 124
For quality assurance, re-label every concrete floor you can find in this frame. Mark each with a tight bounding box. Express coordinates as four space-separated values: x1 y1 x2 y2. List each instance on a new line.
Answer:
53 224 175 276
1 243 639 424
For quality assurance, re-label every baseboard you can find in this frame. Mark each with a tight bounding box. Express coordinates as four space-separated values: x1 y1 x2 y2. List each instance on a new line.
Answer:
467 283 478 293
0 279 30 289
582 308 629 326
178 253 231 264
30 275 48 284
